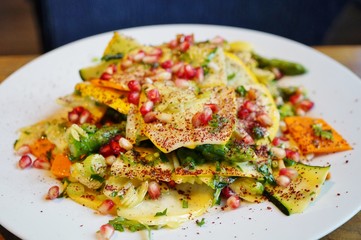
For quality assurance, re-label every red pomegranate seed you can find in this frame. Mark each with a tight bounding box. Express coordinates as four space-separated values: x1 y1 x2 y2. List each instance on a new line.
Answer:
195 67 204 82
172 62 184 73
272 136 289 147
133 50 145 62
161 60 173 69
33 159 51 170
276 175 291 187
242 135 255 144
201 107 213 124
179 41 190 52
148 48 163 56
221 186 235 198
205 103 219 113
227 195 241 209
167 180 177 188
140 101 154 116
168 39 178 49
174 78 190 88
285 149 300 162
18 155 32 169
289 93 303 105
100 72 112 81
184 64 196 79
127 91 140 105
143 111 158 123
79 110 91 124
298 99 314 112
105 64 117 74
46 186 60 200
243 100 257 112
238 107 250 119
98 199 115 214
147 88 161 103
184 34 194 44
68 112 79 123
16 145 30 155
148 181 161 200
256 113 273 127
142 55 159 64
279 168 298 180
128 80 141 92
110 140 124 156
192 112 203 127
99 144 113 157
96 224 115 240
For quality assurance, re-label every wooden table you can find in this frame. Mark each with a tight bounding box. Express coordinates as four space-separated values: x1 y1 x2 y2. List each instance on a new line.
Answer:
0 46 360 240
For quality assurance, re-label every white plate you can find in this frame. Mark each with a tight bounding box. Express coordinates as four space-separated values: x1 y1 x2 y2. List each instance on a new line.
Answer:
0 24 360 240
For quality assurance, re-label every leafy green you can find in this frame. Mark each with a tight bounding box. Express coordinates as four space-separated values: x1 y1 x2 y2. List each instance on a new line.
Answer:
196 218 206 227
208 114 229 133
154 208 167 217
235 85 248 97
252 127 266 140
258 164 276 185
109 217 154 234
227 72 236 80
101 53 123 61
312 123 334 140
182 200 189 208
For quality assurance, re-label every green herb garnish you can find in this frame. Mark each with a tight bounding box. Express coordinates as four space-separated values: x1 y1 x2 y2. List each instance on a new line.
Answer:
227 72 236 80
312 123 334 140
235 85 247 97
182 200 189 208
196 218 206 227
154 208 167 217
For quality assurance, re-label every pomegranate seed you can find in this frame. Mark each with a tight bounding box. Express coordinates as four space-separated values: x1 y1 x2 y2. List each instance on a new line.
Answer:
179 41 190 52
148 48 163 56
167 180 176 188
195 67 204 82
174 78 190 88
16 145 30 155
171 62 184 73
127 91 140 105
18 155 32 169
242 135 255 144
147 88 161 103
184 64 196 79
272 137 289 147
243 100 257 112
289 93 303 104
184 34 194 44
279 168 298 180
296 107 306 116
276 175 291 187
176 65 186 78
98 199 115 214
33 159 51 170
285 149 300 162
210 36 225 45
271 67 283 80
298 99 314 112
118 137 133 151
257 113 273 127
99 144 113 157
161 60 173 69
148 181 161 200
270 147 286 159
127 80 141 92
238 107 250 119
168 39 178 49
100 72 112 81
142 55 159 64
140 101 154 116
201 107 213 124
205 103 219 113
46 186 60 200
96 224 115 240
133 50 145 62
110 140 124 156
221 186 235 198
143 111 158 123
227 195 241 209
68 111 79 123
79 110 91 124
192 112 204 127
105 64 116 74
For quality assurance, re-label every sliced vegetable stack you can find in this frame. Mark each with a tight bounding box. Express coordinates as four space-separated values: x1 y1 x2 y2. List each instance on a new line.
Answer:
14 32 351 239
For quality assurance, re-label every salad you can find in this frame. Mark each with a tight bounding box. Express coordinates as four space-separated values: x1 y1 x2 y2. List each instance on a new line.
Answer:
14 33 352 239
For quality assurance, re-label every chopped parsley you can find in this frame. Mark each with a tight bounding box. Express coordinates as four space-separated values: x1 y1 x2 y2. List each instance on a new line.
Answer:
235 85 248 97
252 126 266 140
109 217 153 234
312 123 334 140
90 174 105 183
227 72 236 80
101 53 123 61
196 218 206 227
258 164 276 185
182 200 189 208
154 208 167 217
208 114 228 133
